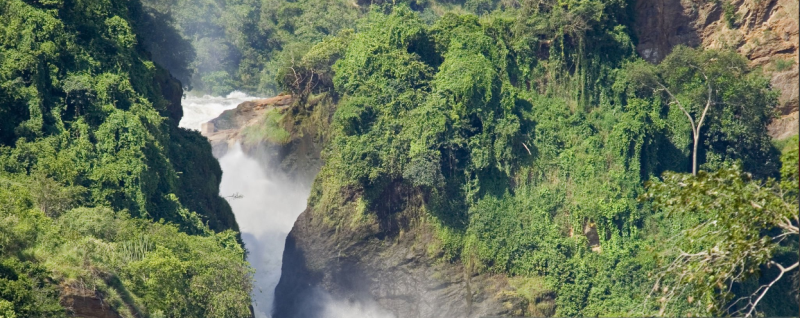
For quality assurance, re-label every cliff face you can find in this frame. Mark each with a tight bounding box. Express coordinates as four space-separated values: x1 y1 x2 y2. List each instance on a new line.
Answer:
635 0 798 138
200 94 323 185
202 95 294 157
274 195 543 318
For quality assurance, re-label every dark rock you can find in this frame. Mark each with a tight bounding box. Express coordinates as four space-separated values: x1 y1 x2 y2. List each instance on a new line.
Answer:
273 203 534 318
60 286 122 318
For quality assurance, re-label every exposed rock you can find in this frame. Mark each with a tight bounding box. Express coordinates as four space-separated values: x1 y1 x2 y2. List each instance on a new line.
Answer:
768 111 799 140
635 0 798 138
274 198 544 318
200 94 323 186
203 94 295 157
60 285 121 318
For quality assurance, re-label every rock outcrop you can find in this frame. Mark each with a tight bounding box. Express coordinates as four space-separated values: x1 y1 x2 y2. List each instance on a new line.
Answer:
274 196 546 318
202 94 295 157
200 94 323 186
60 286 122 318
635 0 798 138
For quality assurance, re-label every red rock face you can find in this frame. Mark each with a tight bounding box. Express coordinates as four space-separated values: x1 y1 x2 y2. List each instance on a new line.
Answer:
635 0 798 139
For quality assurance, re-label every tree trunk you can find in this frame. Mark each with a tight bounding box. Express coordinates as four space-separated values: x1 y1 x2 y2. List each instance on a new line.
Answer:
692 133 699 176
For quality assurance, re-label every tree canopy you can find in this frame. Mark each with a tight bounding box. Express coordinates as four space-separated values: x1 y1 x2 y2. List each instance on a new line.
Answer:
0 0 253 315
290 4 794 316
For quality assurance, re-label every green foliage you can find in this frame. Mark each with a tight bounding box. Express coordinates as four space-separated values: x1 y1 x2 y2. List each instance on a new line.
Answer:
277 29 355 100
723 1 740 28
0 0 251 315
298 3 790 316
139 0 361 95
772 57 795 72
0 259 65 318
625 46 780 177
0 0 237 233
242 108 291 145
139 0 517 95
779 135 798 201
642 162 798 316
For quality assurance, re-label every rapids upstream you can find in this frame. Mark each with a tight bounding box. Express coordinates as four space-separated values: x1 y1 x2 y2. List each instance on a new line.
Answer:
179 92 310 318
179 92 394 318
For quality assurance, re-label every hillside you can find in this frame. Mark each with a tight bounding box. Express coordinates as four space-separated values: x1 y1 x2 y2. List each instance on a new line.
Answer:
0 0 253 316
265 2 798 317
1 0 797 317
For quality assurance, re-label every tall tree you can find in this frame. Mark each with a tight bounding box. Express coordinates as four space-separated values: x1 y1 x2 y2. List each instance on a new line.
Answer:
627 46 778 176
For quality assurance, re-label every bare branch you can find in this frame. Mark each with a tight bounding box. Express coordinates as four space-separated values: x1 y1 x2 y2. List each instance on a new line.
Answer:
522 142 532 155
743 261 799 317
694 69 714 135
656 81 696 134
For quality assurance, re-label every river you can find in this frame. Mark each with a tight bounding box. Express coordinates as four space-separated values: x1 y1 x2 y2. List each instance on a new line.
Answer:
179 92 308 318
178 92 394 318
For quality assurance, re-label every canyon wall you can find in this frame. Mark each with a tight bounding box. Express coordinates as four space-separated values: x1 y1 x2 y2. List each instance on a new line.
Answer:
635 0 798 138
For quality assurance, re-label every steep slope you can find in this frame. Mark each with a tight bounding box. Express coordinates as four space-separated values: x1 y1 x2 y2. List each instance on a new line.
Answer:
635 0 798 138
275 195 544 318
0 0 252 316
272 2 796 317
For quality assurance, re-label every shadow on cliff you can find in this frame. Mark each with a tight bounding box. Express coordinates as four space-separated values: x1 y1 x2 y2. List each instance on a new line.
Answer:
272 215 396 318
634 0 708 62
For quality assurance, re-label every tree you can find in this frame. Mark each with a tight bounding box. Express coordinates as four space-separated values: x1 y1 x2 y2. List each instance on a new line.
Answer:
642 160 798 316
627 46 778 176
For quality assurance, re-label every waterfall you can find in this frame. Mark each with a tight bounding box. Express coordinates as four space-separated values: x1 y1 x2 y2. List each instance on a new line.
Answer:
218 143 309 318
180 92 394 318
179 91 256 131
180 92 307 317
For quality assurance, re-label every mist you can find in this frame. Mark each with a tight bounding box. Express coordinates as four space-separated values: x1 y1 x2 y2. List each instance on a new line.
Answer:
181 93 396 318
218 142 309 317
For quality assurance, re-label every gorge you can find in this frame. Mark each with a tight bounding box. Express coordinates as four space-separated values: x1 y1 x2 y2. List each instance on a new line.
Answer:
0 0 797 317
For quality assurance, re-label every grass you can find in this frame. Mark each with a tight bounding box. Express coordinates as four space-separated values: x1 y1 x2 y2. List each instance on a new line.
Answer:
242 108 292 145
772 58 795 72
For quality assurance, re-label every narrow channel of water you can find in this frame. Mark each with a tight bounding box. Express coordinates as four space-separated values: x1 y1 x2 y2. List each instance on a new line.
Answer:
179 92 394 318
180 92 309 318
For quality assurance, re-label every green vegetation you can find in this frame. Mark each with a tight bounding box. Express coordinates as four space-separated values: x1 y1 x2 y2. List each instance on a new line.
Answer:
284 3 794 316
243 108 292 145
1 0 795 315
626 46 779 177
643 151 797 316
772 57 795 72
140 0 520 95
723 1 740 28
0 0 253 316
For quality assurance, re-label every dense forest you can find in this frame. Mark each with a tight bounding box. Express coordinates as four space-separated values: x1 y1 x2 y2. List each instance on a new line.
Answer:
0 0 252 316
0 0 797 317
285 5 797 316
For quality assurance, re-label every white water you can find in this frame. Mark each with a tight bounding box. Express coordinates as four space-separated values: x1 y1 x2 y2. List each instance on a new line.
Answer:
179 91 257 130
180 91 308 317
218 143 309 317
180 92 394 318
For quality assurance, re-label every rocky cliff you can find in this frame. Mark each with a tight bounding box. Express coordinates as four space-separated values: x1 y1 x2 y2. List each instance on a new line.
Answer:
274 192 545 318
201 94 323 185
635 0 798 138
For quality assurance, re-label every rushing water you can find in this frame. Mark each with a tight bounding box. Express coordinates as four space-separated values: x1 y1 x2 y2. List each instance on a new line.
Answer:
180 92 309 318
180 92 394 318
179 91 256 131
